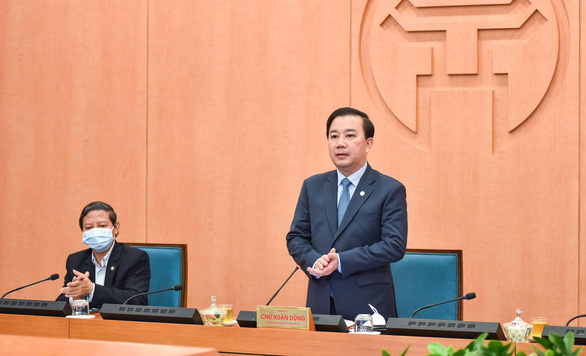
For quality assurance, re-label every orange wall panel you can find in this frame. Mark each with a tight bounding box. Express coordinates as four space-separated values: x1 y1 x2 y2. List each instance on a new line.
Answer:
352 0 580 325
146 1 351 311
0 0 147 299
580 0 586 326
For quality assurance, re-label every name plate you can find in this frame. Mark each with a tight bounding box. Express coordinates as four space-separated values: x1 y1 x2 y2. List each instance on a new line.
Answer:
256 306 314 330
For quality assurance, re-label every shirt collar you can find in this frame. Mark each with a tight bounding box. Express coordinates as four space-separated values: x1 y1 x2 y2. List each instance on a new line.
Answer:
91 240 116 268
337 162 368 186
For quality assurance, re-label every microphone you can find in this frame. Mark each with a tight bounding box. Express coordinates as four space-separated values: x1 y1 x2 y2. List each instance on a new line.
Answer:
266 258 306 306
1 273 60 299
123 284 182 305
410 292 476 319
566 314 586 326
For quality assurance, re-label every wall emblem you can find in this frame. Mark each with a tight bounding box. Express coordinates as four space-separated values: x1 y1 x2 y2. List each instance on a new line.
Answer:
360 0 560 151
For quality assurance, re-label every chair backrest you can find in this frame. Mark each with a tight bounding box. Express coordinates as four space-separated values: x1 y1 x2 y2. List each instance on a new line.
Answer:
125 243 187 308
391 249 462 320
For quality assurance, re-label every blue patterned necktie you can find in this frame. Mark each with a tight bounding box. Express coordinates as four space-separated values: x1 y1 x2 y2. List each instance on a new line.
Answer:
338 178 352 227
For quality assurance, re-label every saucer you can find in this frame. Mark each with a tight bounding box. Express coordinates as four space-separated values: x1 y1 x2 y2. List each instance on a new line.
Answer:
223 320 238 326
349 330 381 335
66 315 96 319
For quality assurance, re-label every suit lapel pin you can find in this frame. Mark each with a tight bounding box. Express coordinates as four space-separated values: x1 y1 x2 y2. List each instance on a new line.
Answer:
110 266 115 271
360 191 365 196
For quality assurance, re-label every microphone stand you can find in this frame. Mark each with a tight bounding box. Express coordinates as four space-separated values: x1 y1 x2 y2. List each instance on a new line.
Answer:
266 259 305 306
410 293 476 319
1 274 59 299
123 285 182 305
566 314 586 326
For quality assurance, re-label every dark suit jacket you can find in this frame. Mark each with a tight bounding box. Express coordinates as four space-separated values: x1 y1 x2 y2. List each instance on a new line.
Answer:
56 242 150 308
286 164 408 320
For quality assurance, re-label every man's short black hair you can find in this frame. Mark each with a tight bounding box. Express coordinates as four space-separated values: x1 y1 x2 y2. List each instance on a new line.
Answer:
78 201 117 230
326 107 375 139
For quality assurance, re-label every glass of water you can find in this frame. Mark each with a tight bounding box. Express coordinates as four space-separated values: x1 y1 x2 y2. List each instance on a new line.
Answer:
354 314 374 333
72 299 89 316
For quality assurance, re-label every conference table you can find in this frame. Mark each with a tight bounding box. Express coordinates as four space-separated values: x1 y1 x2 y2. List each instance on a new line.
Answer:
0 334 218 356
0 313 543 355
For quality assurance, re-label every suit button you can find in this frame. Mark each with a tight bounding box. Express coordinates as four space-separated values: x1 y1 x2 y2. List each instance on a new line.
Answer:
325 276 331 281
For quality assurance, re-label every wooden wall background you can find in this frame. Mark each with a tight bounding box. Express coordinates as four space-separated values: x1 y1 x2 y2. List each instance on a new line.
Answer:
0 0 583 327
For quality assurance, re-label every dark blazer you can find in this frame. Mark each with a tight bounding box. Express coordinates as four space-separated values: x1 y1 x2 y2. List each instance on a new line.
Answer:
56 242 150 308
286 164 408 320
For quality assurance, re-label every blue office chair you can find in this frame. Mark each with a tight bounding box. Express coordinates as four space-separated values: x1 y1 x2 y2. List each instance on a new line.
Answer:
391 249 462 320
125 243 188 307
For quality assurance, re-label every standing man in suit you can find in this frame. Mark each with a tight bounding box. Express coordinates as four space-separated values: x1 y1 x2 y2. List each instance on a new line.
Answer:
286 107 408 320
57 201 150 308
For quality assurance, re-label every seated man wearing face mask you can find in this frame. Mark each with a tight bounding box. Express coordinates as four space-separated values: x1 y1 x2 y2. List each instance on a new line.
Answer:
56 201 150 308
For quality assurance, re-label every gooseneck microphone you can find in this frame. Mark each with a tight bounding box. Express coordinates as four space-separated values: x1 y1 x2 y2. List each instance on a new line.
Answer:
123 284 183 305
1 273 60 299
410 292 476 319
266 258 306 306
566 314 586 326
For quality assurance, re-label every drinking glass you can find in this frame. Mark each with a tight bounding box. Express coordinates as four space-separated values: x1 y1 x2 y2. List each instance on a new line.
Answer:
72 299 89 316
354 314 374 333
530 317 549 339
219 304 233 323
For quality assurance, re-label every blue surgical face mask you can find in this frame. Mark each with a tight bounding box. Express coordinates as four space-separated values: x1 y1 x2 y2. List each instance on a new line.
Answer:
82 227 115 252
